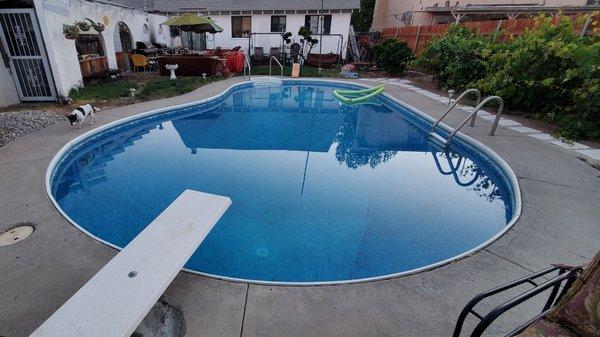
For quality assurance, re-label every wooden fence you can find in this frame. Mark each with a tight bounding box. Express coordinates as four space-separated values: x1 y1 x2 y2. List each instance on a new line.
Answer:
381 15 597 55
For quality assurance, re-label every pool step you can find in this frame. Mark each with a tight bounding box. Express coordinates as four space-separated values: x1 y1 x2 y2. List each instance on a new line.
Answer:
252 76 283 88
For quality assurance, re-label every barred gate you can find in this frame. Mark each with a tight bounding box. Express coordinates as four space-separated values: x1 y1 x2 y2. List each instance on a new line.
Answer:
0 8 56 101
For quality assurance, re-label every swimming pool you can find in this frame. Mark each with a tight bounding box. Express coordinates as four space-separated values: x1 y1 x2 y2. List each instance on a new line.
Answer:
47 79 521 284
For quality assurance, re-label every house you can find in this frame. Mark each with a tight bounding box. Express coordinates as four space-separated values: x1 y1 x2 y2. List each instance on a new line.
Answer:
154 0 360 62
0 0 360 108
0 0 170 106
370 0 598 31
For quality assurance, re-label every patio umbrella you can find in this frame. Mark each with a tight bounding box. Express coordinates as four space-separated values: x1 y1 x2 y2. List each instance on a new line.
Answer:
163 14 223 34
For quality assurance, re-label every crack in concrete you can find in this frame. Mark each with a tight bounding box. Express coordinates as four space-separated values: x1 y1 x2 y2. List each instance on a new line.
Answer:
508 228 591 260
517 175 600 194
0 156 52 166
483 248 536 273
239 284 250 337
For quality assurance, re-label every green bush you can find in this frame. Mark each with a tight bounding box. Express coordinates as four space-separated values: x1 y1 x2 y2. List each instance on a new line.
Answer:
474 15 600 139
416 25 491 89
373 39 415 74
415 15 600 139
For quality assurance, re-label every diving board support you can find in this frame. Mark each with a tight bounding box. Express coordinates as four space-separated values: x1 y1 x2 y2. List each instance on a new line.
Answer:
30 190 231 337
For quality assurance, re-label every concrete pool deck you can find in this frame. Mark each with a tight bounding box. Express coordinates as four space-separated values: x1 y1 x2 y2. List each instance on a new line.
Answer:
1 77 598 337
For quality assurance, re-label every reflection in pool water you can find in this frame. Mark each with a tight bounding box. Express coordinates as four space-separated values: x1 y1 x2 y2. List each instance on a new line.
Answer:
51 81 514 283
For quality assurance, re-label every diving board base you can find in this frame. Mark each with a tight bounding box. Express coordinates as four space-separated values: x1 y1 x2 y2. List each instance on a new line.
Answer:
30 190 231 337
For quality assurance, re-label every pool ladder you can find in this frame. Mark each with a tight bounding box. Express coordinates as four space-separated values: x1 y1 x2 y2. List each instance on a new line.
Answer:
269 56 283 77
243 52 252 79
429 89 504 148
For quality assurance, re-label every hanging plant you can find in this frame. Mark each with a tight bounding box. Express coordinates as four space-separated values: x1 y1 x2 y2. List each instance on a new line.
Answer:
86 18 105 32
76 20 91 32
62 24 79 39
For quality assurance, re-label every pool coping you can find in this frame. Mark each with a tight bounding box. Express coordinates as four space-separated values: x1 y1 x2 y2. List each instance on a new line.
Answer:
44 77 522 286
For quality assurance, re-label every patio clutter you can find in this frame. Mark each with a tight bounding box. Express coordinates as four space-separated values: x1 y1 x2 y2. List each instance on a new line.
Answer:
453 249 600 337
30 190 231 337
305 53 338 67
340 64 359 78
333 85 385 104
157 55 224 77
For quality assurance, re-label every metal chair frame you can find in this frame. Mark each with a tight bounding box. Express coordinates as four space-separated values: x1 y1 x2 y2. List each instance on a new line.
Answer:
453 265 581 337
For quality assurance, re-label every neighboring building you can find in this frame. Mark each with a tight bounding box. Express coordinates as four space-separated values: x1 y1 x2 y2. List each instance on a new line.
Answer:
154 0 360 62
370 0 598 31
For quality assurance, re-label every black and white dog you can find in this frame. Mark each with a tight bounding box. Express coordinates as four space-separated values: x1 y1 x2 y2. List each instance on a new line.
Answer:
66 104 96 128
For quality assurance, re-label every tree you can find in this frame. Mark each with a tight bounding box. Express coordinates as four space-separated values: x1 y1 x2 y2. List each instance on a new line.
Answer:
372 39 414 74
298 26 319 59
351 0 376 32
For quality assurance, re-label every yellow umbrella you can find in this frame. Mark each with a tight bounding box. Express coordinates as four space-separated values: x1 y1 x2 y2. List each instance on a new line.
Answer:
163 14 223 34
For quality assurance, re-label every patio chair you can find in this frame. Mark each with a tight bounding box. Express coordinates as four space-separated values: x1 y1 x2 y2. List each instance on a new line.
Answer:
131 54 149 73
289 43 301 63
269 47 280 61
252 47 265 65
453 250 600 337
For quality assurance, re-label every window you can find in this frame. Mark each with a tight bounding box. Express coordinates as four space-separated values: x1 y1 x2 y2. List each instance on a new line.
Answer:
232 16 251 38
304 15 331 34
270 15 286 32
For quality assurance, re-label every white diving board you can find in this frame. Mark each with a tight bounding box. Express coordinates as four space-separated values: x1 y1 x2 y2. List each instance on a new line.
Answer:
31 190 231 337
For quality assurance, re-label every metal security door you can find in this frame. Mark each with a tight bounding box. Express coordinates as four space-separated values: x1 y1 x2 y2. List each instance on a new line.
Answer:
0 8 56 101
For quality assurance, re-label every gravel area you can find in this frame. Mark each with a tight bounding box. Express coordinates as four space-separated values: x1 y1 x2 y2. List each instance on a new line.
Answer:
0 110 64 147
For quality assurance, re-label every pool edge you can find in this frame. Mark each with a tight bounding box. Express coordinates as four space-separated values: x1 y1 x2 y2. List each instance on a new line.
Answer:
45 77 522 287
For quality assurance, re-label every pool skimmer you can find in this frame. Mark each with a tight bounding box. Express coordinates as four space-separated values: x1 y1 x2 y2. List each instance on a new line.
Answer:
0 224 34 247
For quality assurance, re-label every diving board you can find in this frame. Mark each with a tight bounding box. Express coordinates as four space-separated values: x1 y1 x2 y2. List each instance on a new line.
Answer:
30 190 231 337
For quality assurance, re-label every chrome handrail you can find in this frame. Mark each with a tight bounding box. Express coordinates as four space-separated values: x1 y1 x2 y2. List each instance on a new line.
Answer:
242 52 252 79
446 96 504 146
269 56 283 77
486 96 504 136
431 89 481 133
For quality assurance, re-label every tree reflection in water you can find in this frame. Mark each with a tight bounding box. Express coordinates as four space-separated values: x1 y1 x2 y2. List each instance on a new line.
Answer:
333 105 398 169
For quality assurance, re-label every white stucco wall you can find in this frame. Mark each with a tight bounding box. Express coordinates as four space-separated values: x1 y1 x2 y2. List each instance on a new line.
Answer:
33 0 170 96
203 13 351 58
0 62 20 107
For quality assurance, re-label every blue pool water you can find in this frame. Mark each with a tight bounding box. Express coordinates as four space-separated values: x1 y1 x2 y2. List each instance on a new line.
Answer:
50 80 516 283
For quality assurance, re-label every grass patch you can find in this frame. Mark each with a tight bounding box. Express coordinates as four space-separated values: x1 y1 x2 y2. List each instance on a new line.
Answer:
69 79 134 102
69 76 219 106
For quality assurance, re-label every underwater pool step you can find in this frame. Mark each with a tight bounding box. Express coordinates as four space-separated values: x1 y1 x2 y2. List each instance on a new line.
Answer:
429 132 448 148
252 76 283 87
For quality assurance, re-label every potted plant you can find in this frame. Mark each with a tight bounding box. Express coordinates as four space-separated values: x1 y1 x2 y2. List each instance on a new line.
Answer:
76 20 91 32
62 24 79 39
86 18 105 32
